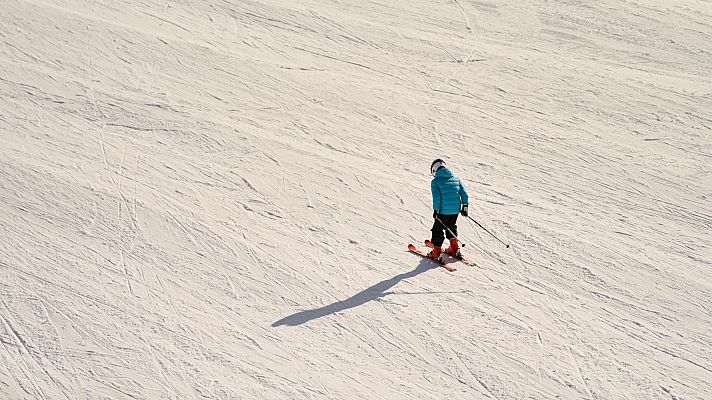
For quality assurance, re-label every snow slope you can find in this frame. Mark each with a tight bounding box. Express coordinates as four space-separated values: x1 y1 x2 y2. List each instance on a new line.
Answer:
1 0 710 399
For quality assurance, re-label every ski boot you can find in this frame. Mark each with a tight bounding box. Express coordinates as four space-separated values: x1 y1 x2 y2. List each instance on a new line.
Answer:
447 238 462 258
427 246 443 262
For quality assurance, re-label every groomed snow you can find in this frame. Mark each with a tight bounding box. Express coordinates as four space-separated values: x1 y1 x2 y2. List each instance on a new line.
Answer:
1 0 710 399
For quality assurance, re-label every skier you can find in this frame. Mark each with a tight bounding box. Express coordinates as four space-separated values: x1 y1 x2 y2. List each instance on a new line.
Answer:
428 159 469 261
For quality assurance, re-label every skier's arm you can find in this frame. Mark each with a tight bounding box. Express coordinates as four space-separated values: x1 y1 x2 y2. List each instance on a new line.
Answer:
459 180 469 217
431 180 441 214
458 180 469 205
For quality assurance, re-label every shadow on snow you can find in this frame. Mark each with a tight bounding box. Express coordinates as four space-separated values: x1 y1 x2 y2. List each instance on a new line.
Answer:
272 257 439 327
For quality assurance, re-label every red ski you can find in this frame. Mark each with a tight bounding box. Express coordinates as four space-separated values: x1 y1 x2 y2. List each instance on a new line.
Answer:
408 244 457 272
424 240 477 266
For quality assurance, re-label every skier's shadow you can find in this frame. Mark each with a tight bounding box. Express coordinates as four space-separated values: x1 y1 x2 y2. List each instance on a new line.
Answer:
272 258 437 327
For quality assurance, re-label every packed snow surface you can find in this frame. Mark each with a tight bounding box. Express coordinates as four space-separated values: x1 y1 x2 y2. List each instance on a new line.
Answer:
1 0 711 399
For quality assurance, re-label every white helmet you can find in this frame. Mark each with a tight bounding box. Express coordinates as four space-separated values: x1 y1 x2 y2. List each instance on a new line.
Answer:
430 159 446 176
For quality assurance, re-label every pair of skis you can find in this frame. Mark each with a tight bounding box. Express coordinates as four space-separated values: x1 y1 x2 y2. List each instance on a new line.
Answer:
407 240 476 272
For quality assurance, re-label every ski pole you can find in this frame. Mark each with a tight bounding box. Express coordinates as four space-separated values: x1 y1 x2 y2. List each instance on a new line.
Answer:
466 215 509 248
435 215 466 248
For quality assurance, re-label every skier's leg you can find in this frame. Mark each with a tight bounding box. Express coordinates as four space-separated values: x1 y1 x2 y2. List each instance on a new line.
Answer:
444 214 458 239
430 218 446 248
444 215 461 257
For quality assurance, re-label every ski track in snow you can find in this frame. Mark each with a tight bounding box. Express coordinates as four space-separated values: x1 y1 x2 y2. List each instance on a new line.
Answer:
0 0 710 398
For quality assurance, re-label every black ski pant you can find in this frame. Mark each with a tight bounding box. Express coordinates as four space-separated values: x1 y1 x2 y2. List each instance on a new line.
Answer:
431 214 458 247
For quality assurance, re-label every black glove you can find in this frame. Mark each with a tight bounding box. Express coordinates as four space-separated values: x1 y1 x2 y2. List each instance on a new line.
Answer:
460 204 469 217
433 210 438 219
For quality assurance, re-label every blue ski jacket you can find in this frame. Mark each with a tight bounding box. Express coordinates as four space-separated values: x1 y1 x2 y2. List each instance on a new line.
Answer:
431 167 469 215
